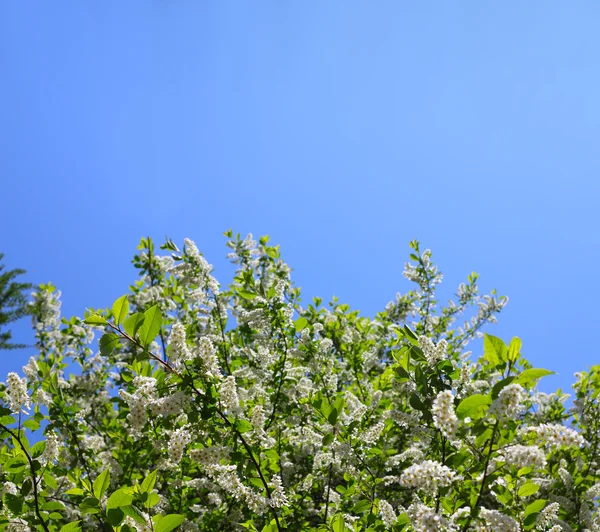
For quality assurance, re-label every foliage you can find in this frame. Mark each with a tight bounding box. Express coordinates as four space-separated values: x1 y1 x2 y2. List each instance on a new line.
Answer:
0 233 597 531
0 254 33 350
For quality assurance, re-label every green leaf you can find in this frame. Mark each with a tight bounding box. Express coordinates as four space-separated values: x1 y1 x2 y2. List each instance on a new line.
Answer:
523 499 546 518
112 295 130 325
235 419 254 433
518 482 540 497
100 333 120 356
508 337 522 362
107 508 125 526
84 314 108 326
31 440 46 458
106 488 134 509
237 289 258 300
138 305 163 347
154 514 185 532
141 470 158 494
0 415 16 426
123 312 146 338
93 469 111 500
23 419 40 431
322 433 334 446
484 334 507 366
65 488 86 496
59 522 82 532
3 493 23 514
328 406 340 425
352 500 371 514
294 317 308 332
331 513 347 532
517 368 555 386
79 497 101 515
456 394 491 420
491 377 516 400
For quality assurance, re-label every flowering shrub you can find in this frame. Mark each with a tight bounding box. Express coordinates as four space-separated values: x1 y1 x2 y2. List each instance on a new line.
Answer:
0 233 598 531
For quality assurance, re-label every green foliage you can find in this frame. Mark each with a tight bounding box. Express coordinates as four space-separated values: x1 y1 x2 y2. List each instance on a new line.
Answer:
0 253 32 350
0 234 596 531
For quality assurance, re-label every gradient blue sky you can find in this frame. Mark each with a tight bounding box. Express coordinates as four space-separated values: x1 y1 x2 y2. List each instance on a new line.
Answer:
2 2 599 395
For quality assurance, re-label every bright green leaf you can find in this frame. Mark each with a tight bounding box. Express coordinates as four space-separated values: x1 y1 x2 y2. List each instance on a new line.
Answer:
141 470 158 494
106 488 134 509
83 314 107 326
138 305 163 347
456 394 491 420
517 368 555 386
93 469 111 500
123 312 145 338
508 337 522 362
484 334 507 366
112 295 130 325
518 482 540 497
155 514 185 532
99 333 120 357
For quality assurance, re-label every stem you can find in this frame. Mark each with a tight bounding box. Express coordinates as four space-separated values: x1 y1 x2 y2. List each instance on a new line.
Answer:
462 419 499 531
324 462 333 523
0 424 50 532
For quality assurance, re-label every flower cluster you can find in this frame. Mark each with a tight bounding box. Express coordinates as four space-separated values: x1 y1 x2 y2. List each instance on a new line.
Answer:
5 372 30 414
432 390 459 439
399 460 457 494
489 383 526 419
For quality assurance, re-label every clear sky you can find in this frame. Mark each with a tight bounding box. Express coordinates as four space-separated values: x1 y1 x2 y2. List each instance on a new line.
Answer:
1 2 599 396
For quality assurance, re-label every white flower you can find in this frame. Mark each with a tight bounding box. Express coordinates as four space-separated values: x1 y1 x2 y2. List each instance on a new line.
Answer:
419 336 447 366
6 372 31 414
40 432 61 464
432 390 459 439
219 376 241 415
400 460 457 494
379 499 397 529
168 427 192 463
500 444 546 470
479 508 519 531
489 383 526 419
522 423 586 449
167 322 192 366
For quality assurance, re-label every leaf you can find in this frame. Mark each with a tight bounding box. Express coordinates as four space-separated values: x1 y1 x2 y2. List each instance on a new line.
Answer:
84 314 108 326
523 499 546 518
123 312 146 338
112 295 130 325
484 334 507 366
106 488 134 509
141 470 158 494
65 488 86 496
234 419 254 434
154 514 185 532
3 493 23 514
331 513 347 532
322 433 334 446
107 508 125 526
93 469 111 500
352 500 371 514
79 497 101 515
508 337 522 362
59 522 82 532
517 368 555 386
99 333 120 357
294 317 308 332
23 419 40 431
138 305 163 347
518 482 540 497
237 289 258 300
456 394 491 420
491 377 516 400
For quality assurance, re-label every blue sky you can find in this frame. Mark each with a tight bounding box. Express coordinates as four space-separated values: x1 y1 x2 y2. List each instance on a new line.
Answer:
1 2 599 396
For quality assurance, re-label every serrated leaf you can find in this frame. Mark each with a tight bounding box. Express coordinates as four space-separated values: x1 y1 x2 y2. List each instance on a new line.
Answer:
138 305 163 347
518 482 540 497
331 513 347 532
155 514 185 532
112 295 130 325
123 312 145 338
100 333 120 356
456 394 491 420
107 508 125 526
106 488 134 509
93 469 111 500
84 314 108 326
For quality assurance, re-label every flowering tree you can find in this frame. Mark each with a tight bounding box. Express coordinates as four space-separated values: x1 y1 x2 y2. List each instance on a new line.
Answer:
1 233 599 531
